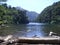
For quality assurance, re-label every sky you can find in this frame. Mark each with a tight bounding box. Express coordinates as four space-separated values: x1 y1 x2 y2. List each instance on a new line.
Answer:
6 0 60 13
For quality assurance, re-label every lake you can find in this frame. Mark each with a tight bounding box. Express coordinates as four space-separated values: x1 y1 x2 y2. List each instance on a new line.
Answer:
0 22 60 37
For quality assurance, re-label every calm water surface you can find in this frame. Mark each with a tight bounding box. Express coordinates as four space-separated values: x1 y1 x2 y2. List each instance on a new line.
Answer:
0 22 60 37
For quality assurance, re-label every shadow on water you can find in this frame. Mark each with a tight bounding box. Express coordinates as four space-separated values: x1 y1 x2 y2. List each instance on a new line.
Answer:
0 23 60 38
0 23 60 45
42 24 60 36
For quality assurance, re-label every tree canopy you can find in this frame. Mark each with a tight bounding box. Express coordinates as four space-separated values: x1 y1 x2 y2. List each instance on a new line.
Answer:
37 1 60 24
0 3 29 24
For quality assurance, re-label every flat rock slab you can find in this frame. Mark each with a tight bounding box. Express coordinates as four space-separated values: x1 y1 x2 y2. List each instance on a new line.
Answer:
0 35 60 44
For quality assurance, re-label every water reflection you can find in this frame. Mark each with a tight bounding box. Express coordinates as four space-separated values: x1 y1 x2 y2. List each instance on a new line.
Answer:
14 24 45 37
42 24 60 36
0 23 60 37
26 25 44 37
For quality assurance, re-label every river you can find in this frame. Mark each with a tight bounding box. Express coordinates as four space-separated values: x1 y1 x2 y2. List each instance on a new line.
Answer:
0 22 60 37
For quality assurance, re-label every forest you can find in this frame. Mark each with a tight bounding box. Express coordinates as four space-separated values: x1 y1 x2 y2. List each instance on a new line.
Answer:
37 1 60 24
0 0 60 25
0 0 29 25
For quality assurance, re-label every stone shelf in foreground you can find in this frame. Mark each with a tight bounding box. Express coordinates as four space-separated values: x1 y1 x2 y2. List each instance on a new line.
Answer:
0 35 60 44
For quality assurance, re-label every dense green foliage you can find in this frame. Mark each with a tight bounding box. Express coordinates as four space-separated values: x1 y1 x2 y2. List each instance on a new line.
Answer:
0 4 29 24
37 1 60 24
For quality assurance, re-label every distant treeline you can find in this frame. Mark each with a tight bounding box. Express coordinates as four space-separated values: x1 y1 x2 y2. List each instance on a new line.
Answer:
0 3 29 24
37 1 60 24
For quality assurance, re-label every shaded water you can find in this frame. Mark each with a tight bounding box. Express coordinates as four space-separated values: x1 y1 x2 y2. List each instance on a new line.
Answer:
0 22 60 37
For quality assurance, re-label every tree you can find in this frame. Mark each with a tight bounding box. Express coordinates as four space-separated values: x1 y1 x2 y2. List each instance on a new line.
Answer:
0 3 29 24
37 1 60 24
